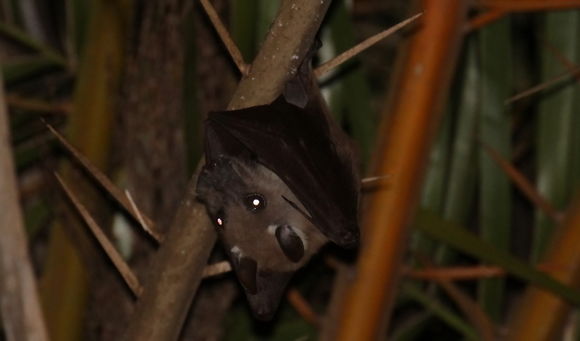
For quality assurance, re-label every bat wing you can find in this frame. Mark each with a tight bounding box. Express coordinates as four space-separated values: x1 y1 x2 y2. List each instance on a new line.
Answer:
204 96 359 247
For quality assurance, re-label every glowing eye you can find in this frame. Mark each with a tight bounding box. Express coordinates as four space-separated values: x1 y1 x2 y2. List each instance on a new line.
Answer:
214 209 226 230
244 193 266 212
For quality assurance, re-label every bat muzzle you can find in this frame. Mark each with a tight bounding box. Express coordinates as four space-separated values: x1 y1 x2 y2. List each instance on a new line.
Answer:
244 269 294 321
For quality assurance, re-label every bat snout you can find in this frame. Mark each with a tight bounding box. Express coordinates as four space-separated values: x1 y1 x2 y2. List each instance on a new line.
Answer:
253 305 276 321
244 269 294 321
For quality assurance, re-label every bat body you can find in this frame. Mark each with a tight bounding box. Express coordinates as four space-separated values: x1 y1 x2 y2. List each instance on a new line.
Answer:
196 70 360 320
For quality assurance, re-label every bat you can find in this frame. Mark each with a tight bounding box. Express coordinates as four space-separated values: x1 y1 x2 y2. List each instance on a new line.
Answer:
196 54 360 320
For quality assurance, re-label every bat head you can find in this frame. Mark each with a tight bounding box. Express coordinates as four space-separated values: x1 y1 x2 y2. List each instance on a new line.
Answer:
196 156 327 320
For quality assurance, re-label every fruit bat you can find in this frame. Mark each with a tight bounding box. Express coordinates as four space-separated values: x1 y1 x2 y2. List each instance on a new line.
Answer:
196 55 360 321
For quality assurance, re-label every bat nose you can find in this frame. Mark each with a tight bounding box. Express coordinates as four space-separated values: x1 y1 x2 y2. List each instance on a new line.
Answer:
254 306 276 321
245 270 294 321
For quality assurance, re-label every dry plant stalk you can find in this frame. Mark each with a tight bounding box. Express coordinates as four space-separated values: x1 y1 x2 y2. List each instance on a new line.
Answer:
0 74 48 340
5 94 70 113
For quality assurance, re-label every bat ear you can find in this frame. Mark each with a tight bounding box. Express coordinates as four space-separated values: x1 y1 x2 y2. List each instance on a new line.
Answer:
195 166 213 199
283 80 308 108
236 256 258 295
275 225 304 263
282 38 322 108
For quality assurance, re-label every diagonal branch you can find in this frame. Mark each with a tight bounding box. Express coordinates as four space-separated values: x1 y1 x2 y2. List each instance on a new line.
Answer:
505 65 580 105
480 142 563 223
405 263 571 281
45 122 163 242
55 173 144 297
287 288 320 326
465 9 507 33
314 13 423 78
199 0 248 74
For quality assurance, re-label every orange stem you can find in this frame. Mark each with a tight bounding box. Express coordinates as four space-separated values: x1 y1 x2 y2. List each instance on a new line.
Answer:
335 0 467 339
508 195 580 340
465 9 507 33
406 263 572 281
287 289 320 327
477 0 580 11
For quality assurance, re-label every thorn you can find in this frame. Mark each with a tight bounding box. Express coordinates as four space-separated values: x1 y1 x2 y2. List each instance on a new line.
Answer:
505 65 580 105
6 94 70 113
125 190 161 244
54 172 143 297
361 175 390 184
479 142 563 223
361 175 391 192
417 257 496 341
314 12 422 78
44 122 163 243
404 263 573 281
287 288 320 327
199 0 248 74
202 260 232 278
464 9 506 33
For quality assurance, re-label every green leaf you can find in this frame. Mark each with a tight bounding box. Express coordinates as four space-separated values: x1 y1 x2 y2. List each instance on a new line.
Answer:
415 209 580 306
414 110 452 256
435 39 480 265
477 17 512 321
534 10 580 261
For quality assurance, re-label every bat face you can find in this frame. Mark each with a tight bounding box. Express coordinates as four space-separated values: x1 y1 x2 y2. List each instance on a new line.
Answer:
196 156 327 320
196 93 360 320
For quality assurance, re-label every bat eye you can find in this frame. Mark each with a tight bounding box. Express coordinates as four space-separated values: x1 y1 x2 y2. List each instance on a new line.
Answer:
214 209 226 230
244 193 266 212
